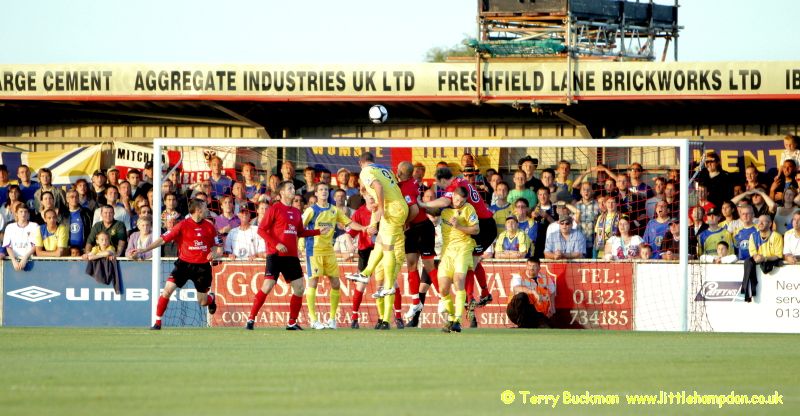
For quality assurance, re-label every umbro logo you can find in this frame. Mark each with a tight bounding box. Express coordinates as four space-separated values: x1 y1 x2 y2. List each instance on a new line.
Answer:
7 286 61 302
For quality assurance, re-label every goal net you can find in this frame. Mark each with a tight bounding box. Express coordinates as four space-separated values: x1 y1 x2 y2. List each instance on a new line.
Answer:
150 138 693 331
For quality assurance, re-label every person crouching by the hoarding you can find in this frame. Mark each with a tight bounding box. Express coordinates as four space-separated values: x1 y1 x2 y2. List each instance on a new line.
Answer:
507 257 556 329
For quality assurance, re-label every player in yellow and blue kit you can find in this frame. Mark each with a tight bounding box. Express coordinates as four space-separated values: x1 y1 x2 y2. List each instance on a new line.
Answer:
303 182 365 329
438 186 479 333
347 152 409 330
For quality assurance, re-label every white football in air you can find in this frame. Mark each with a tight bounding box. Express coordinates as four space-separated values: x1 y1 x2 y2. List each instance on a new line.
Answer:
368 105 388 124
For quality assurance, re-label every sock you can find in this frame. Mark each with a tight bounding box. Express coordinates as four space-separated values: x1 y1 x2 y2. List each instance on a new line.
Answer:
455 290 467 322
430 268 440 293
376 296 385 321
206 293 215 306
288 294 302 325
362 248 383 277
385 294 395 322
330 288 340 321
475 263 489 298
382 250 396 290
419 291 427 305
465 270 476 301
248 290 267 321
393 290 402 319
443 294 455 321
408 270 420 305
352 288 364 318
305 287 318 323
156 295 170 319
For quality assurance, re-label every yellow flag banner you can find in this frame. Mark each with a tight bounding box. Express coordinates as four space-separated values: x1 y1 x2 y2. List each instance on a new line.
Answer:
1 62 799 100
0 144 102 186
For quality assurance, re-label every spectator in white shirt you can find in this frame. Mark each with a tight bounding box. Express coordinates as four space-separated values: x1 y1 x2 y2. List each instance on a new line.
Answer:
223 202 265 260
783 211 800 264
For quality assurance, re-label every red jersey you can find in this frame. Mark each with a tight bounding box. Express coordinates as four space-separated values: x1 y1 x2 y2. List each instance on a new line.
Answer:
258 201 319 257
161 218 221 264
444 177 493 219
399 179 428 224
348 204 376 251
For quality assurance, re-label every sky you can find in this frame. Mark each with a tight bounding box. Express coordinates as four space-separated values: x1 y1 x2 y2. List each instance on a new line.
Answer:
0 0 796 64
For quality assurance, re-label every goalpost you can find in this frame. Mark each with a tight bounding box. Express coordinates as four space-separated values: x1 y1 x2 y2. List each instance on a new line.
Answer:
151 138 692 331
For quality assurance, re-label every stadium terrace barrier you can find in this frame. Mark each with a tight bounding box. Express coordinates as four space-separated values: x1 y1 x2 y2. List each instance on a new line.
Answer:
2 259 799 332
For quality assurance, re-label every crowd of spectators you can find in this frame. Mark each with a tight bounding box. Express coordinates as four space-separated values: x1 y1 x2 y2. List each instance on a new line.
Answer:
2 135 800 269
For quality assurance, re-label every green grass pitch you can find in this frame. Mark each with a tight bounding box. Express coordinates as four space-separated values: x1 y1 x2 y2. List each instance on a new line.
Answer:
1 327 798 415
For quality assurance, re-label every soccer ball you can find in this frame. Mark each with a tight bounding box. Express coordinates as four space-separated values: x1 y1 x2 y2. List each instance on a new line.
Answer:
368 105 388 124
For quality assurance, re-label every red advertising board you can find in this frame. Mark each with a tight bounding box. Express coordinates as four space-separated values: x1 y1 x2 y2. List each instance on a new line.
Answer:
209 261 633 330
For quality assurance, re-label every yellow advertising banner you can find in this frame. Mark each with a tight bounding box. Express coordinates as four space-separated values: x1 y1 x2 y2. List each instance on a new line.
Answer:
1 62 799 100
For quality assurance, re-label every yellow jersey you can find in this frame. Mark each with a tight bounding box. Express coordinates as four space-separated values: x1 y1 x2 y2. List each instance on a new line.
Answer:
441 204 478 255
301 204 351 256
359 164 404 207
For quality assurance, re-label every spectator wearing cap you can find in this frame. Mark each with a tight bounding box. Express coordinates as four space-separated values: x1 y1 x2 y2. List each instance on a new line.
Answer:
697 207 733 257
696 151 734 210
518 155 543 191
106 166 120 187
0 164 9 206
142 160 154 184
544 214 586 260
90 169 108 206
546 201 579 238
659 219 682 260
494 216 531 259
783 211 800 264
128 168 152 202
223 202 265 260
643 200 674 259
15 164 40 208
32 168 66 214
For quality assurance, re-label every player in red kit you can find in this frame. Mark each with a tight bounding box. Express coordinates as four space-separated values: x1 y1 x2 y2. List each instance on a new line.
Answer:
418 167 497 327
347 194 377 329
396 161 438 327
245 180 329 330
130 199 222 330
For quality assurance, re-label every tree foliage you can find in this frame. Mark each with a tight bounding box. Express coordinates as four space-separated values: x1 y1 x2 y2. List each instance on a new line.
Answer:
424 40 474 62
